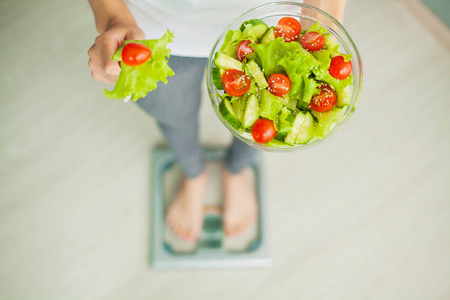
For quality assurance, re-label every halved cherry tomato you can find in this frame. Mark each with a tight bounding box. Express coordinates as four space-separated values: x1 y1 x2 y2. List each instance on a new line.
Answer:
237 40 255 62
300 31 325 52
328 56 352 80
122 42 152 67
268 74 291 97
252 118 277 144
309 84 336 112
275 17 301 42
222 69 251 97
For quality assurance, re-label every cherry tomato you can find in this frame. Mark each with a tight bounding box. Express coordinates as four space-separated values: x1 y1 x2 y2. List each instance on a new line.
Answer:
300 31 325 52
122 42 152 67
309 84 336 112
237 40 255 62
222 69 251 97
328 56 353 80
252 118 277 144
268 74 291 97
275 17 301 42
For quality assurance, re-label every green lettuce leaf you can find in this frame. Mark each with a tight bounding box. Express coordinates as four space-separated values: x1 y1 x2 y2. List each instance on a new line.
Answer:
311 45 353 92
312 47 336 71
253 37 308 76
299 74 321 109
260 89 283 120
278 45 321 106
276 107 295 133
220 23 264 59
104 30 175 102
307 21 327 35
253 37 288 76
308 21 352 61
220 29 243 59
323 33 338 50
315 72 353 92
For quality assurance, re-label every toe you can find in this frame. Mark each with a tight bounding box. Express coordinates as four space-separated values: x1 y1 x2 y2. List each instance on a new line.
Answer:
167 219 187 240
235 223 245 235
186 227 194 239
179 224 189 239
229 223 239 236
224 224 231 235
166 215 176 231
175 222 187 238
187 228 198 241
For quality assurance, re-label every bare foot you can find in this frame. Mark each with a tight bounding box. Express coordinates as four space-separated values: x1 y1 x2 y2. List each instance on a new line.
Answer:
222 167 258 236
165 167 208 241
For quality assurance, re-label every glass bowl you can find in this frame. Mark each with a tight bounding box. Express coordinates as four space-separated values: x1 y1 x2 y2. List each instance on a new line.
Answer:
206 1 363 152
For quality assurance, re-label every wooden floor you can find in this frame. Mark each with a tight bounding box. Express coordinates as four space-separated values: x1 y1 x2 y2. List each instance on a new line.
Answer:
1 0 449 299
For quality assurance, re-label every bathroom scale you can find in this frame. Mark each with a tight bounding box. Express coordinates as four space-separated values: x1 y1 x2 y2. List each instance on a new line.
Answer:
150 147 271 270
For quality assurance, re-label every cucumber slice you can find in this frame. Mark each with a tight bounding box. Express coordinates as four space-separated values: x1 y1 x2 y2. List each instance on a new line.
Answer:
296 112 316 144
240 19 266 31
246 60 268 88
260 89 283 120
214 52 243 71
261 27 276 44
336 86 351 107
231 96 246 122
240 19 269 39
285 111 306 146
241 131 255 142
265 139 292 148
219 98 241 130
242 94 260 128
247 78 257 95
212 67 224 90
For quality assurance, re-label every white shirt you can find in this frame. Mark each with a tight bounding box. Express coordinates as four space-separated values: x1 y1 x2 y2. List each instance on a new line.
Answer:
125 0 293 57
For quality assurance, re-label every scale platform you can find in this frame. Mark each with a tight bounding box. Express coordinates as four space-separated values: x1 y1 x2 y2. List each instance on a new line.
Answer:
150 147 271 270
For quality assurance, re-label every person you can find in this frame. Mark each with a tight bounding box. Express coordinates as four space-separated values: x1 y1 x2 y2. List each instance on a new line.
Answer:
87 0 347 242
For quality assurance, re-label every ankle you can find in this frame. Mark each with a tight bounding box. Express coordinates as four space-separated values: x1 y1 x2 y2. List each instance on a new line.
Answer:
223 166 250 180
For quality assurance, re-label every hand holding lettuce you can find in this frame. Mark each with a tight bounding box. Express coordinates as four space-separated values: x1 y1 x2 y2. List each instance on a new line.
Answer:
104 30 175 102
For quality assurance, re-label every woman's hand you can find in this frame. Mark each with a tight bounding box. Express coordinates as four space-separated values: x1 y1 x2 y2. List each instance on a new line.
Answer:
88 18 145 85
304 0 347 24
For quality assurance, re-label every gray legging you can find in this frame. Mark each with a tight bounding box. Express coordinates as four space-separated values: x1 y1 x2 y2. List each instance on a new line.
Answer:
137 55 257 178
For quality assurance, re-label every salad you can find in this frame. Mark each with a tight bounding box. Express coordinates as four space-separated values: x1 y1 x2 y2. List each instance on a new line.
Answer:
104 30 174 102
212 17 354 147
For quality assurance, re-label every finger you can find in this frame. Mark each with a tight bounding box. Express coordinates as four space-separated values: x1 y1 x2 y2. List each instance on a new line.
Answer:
92 71 118 85
88 57 108 78
87 44 97 58
126 29 145 41
91 70 114 85
104 59 121 76
95 34 121 76
87 44 101 64
89 42 118 80
89 58 118 85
